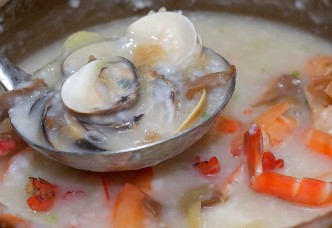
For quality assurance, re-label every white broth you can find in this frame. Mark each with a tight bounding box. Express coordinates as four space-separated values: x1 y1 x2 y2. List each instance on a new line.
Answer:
1 11 332 228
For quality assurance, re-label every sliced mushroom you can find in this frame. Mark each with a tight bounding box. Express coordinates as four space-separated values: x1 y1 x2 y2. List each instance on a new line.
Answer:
184 48 236 99
61 57 139 114
253 74 303 106
179 184 225 228
0 79 47 122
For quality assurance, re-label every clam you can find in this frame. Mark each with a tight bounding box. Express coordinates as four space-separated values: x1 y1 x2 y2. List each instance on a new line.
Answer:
62 11 201 76
1 10 236 171
126 11 200 66
62 39 129 76
61 57 139 114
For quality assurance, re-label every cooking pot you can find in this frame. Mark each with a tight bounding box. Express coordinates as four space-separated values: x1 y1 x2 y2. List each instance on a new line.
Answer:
1 0 332 64
0 0 332 226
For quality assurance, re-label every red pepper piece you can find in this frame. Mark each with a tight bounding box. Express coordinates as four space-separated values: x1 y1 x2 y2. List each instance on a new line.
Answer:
0 139 16 156
262 151 284 172
194 156 220 176
25 177 58 212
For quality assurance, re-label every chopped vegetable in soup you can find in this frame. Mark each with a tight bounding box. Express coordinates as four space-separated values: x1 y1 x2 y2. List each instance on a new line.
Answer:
1 11 332 228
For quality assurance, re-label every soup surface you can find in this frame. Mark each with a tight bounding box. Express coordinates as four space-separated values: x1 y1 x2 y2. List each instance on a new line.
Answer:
1 11 332 228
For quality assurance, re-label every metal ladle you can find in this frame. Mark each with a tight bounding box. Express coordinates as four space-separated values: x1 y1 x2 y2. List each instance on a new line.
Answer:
0 54 236 172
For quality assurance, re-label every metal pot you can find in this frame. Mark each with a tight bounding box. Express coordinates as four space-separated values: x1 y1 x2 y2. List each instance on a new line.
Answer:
0 0 332 226
1 0 332 64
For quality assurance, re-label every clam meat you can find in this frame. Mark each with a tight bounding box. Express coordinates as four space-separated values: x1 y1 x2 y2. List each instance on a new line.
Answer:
7 10 235 152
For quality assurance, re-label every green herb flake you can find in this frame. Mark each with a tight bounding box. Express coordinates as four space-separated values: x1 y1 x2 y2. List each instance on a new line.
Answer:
48 215 57 224
201 112 208 119
291 71 300 78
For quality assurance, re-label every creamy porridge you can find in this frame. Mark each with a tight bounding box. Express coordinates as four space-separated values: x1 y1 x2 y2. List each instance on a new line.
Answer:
1 10 332 228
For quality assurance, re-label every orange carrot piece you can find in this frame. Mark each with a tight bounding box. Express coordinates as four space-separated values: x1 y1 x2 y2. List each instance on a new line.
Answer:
256 101 291 128
216 116 241 134
128 167 154 193
0 213 31 227
306 128 332 158
111 183 146 228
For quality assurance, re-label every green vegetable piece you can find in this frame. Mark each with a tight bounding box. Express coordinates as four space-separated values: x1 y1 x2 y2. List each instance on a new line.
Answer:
291 70 300 78
62 31 103 54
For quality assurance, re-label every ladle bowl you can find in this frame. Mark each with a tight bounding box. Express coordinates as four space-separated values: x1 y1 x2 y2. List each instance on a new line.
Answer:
0 54 236 172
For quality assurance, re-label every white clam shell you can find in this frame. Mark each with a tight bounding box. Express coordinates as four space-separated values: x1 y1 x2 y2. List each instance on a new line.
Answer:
61 59 106 113
126 11 198 65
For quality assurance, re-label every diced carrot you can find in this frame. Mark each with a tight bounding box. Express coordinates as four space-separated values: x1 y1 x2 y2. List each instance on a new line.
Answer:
306 128 332 158
216 116 241 134
264 115 297 146
194 156 220 176
111 183 146 228
0 213 31 227
129 167 154 193
256 101 291 128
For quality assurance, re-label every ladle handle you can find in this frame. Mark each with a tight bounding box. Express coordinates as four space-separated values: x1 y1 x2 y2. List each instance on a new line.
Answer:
0 54 31 91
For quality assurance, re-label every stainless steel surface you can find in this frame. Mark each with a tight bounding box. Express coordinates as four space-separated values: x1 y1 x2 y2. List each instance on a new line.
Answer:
1 0 332 226
0 45 236 172
0 54 31 90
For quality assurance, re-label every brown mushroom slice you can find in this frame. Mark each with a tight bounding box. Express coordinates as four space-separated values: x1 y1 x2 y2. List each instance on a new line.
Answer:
0 79 47 122
184 48 236 99
253 74 304 106
61 57 139 115
179 184 225 228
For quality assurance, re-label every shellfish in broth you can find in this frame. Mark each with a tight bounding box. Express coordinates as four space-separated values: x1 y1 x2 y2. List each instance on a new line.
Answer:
7 10 235 153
